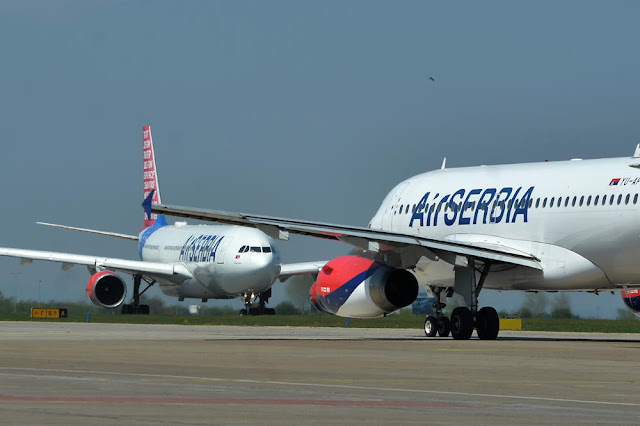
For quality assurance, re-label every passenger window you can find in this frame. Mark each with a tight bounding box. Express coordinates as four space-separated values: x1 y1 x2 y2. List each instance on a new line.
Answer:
572 196 576 207
412 204 416 213
399 205 403 214
528 199 533 208
610 195 614 205
594 195 599 205
603 195 607 206
579 196 584 206
250 247 261 253
564 197 569 207
543 198 547 208
535 198 540 208
625 194 630 205
550 197 555 207
262 247 272 253
617 195 622 205
587 196 591 206
634 194 638 204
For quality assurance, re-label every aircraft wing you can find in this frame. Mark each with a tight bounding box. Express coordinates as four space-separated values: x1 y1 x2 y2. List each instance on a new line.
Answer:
36 222 139 241
152 204 542 270
278 261 327 282
0 248 192 281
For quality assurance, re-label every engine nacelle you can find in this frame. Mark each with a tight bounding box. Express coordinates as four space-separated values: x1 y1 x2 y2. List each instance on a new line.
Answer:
310 255 418 318
86 271 127 309
622 289 640 318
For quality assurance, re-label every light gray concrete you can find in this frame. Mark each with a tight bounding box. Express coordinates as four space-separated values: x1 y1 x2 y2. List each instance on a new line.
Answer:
0 322 639 425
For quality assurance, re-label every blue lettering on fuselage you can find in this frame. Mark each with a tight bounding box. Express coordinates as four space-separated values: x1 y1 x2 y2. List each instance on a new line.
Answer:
179 234 224 262
408 186 534 228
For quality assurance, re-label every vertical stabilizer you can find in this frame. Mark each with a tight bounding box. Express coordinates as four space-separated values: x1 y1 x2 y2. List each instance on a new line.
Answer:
143 125 162 227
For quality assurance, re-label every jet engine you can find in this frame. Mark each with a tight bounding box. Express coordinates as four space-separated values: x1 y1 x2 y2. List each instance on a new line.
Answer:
86 271 127 309
310 255 418 318
621 289 640 318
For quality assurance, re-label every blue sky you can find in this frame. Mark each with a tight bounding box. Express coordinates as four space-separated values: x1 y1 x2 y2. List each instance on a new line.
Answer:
1 1 639 318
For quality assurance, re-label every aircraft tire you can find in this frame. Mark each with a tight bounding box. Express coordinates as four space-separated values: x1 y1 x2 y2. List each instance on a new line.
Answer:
239 309 247 316
138 304 150 315
437 316 451 337
121 304 133 315
451 307 473 340
476 307 499 340
424 315 438 337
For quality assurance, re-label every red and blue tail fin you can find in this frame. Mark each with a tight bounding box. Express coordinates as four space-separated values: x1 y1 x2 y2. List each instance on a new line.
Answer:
142 125 166 229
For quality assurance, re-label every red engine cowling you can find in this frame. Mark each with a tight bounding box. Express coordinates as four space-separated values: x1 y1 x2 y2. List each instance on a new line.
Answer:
622 289 640 318
86 271 127 309
310 255 418 318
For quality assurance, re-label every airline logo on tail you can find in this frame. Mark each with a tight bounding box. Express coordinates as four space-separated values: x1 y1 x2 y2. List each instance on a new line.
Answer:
143 125 161 227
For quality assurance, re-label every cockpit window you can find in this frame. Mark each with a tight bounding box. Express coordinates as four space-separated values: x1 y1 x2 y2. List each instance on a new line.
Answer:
262 247 272 253
238 245 247 253
242 246 250 253
250 246 261 253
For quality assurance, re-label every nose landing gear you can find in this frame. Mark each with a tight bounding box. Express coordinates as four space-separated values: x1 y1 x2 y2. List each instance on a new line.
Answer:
239 288 276 315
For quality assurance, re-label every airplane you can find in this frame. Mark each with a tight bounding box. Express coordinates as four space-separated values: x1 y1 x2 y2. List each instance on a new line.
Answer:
152 146 640 339
0 126 324 315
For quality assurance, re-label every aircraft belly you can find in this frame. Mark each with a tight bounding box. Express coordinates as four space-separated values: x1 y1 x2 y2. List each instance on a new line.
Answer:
413 240 611 291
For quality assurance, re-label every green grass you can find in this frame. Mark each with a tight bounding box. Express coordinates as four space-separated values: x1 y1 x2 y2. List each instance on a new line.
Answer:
1 313 639 333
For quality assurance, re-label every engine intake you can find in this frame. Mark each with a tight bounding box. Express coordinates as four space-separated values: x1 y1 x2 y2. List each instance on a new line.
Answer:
622 289 640 318
310 255 418 318
86 271 127 309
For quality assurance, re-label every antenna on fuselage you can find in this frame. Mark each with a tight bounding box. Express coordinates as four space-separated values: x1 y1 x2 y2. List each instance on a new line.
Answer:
441 157 447 170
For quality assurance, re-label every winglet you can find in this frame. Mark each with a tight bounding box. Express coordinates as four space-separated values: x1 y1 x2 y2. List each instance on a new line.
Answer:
633 144 640 158
441 157 447 169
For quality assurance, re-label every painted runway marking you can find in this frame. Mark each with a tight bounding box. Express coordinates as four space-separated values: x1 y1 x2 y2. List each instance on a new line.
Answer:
0 395 478 408
0 367 638 408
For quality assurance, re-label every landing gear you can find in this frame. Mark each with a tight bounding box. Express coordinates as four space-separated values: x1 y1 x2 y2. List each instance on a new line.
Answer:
450 307 473 340
424 287 452 337
424 316 438 337
423 258 499 340
239 288 276 316
437 316 451 337
121 275 154 315
476 306 499 340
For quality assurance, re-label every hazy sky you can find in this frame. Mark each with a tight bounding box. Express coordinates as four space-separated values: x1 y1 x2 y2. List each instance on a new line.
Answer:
1 1 639 318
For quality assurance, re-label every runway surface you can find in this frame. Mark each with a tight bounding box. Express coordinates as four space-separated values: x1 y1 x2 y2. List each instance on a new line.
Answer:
0 322 639 425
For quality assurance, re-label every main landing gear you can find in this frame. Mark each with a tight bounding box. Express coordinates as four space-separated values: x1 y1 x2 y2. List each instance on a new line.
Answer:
121 275 155 315
239 288 276 316
425 258 499 340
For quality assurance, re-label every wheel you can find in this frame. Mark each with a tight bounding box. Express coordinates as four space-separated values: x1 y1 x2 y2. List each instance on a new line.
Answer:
424 315 438 337
239 309 247 316
476 306 500 340
450 307 473 340
137 304 150 315
437 316 451 337
121 304 133 315
249 307 259 315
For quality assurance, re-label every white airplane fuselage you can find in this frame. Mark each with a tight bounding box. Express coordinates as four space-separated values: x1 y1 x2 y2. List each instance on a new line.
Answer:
369 156 640 291
139 223 281 299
